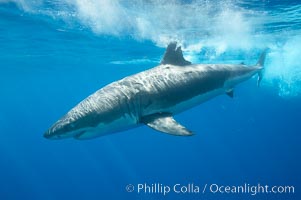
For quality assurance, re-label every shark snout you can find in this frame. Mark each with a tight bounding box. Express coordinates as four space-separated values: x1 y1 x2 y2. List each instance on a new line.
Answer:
44 119 76 139
44 112 92 140
44 126 64 139
43 130 53 139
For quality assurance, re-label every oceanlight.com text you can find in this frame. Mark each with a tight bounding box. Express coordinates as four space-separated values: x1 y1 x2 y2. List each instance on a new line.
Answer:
208 183 294 195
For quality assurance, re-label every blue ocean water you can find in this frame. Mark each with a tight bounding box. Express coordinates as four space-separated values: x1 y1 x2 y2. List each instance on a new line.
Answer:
0 0 300 199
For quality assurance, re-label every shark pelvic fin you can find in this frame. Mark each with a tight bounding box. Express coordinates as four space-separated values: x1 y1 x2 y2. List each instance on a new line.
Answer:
141 113 193 136
161 42 191 66
226 89 234 98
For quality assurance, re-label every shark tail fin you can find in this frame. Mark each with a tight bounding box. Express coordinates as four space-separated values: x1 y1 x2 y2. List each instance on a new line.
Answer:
256 49 268 87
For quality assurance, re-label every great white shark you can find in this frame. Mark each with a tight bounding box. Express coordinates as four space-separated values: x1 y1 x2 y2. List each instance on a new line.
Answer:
44 42 267 140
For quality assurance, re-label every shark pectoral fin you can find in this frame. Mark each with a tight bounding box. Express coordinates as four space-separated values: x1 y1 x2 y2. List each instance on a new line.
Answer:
226 89 234 98
141 113 193 136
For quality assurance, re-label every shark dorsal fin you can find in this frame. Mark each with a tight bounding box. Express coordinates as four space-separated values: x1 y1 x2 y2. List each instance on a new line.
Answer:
160 42 191 66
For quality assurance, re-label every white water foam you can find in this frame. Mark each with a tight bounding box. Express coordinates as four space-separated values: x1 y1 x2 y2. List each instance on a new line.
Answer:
264 35 301 97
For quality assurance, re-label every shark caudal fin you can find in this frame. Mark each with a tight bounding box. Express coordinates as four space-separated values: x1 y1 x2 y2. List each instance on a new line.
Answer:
256 49 268 87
